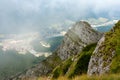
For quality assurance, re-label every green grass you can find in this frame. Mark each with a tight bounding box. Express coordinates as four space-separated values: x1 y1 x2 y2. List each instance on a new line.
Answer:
66 43 97 78
52 58 73 78
51 43 97 79
93 20 120 73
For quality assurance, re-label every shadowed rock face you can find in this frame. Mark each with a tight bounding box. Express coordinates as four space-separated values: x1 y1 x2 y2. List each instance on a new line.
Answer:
87 20 120 76
9 21 102 80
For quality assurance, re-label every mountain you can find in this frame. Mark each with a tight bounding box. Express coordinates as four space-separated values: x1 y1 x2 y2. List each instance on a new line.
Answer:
56 21 102 60
10 21 102 80
87 20 120 75
50 21 120 79
95 25 113 32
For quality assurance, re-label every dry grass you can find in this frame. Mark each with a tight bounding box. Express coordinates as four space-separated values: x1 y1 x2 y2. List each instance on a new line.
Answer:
73 74 120 80
38 74 120 80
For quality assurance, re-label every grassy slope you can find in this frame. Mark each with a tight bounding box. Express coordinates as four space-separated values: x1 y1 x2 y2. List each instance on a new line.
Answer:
109 21 120 73
51 43 97 79
96 21 120 73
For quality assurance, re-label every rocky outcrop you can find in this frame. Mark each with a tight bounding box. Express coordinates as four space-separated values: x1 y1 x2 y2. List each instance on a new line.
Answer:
87 35 112 75
57 21 102 60
10 21 102 80
87 20 120 76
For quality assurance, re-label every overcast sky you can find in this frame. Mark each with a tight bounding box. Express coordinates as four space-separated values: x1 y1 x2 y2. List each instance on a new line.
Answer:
0 0 120 33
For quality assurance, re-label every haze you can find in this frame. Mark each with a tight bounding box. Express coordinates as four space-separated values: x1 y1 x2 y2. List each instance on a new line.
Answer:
0 0 120 34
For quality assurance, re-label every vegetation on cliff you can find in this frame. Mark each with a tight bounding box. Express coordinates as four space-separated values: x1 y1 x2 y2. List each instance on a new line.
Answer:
51 43 97 79
106 20 120 73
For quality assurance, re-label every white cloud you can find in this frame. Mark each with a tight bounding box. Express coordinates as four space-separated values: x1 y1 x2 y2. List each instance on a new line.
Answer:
91 20 118 27
0 0 120 33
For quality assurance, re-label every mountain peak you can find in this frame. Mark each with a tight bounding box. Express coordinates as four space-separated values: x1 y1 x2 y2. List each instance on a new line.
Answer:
75 21 91 28
57 21 103 60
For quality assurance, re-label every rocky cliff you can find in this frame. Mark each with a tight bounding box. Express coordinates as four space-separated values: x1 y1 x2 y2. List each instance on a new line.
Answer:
88 20 120 76
51 43 97 79
57 21 102 60
9 21 102 80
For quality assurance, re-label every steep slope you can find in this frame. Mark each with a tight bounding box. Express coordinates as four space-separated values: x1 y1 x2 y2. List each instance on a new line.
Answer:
10 21 102 80
51 43 97 79
88 20 120 76
57 21 102 60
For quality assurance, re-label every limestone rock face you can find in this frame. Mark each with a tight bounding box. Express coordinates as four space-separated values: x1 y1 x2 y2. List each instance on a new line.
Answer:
87 35 109 75
87 21 120 76
57 21 103 60
10 21 102 80
87 35 115 76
